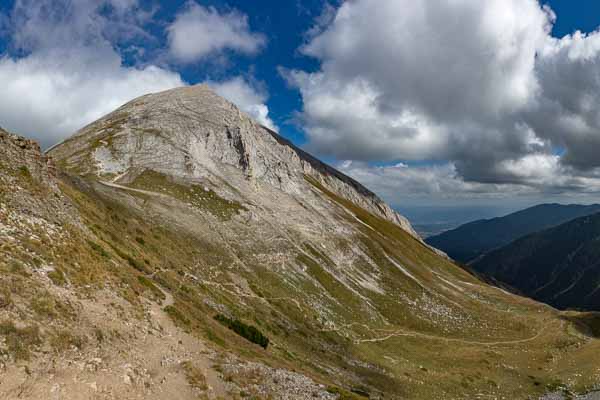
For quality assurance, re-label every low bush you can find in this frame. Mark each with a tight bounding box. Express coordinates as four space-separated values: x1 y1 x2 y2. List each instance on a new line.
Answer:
326 386 368 399
50 330 85 352
87 240 110 258
165 305 191 327
214 314 269 349
137 276 166 301
0 320 41 360
48 268 67 286
182 361 208 390
110 245 150 274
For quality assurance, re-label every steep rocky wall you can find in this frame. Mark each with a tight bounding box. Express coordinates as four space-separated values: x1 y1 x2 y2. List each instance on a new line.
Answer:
1 128 57 184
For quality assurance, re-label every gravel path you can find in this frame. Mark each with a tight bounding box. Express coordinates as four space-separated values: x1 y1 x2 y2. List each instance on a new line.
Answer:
541 391 600 399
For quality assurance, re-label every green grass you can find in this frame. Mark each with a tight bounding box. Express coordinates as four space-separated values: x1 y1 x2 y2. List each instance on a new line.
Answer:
296 253 365 319
137 276 166 301
110 245 151 274
165 305 192 328
130 170 246 220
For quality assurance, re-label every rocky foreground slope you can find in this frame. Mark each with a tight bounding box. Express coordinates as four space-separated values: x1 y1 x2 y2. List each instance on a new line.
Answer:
1 86 600 399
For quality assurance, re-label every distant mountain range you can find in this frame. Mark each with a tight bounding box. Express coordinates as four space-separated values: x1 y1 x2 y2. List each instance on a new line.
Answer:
471 212 600 311
425 204 600 263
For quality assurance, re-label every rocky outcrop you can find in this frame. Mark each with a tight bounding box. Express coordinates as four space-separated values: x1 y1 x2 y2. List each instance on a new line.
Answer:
48 84 418 237
1 127 57 183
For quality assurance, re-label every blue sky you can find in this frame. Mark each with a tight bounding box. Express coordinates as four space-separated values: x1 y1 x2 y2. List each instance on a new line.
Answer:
545 0 600 37
3 0 600 217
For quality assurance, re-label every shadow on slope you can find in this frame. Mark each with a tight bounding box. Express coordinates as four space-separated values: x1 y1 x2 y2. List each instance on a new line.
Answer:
561 313 600 338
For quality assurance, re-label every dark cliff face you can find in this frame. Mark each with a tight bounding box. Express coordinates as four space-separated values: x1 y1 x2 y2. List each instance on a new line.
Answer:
472 212 600 311
426 203 600 263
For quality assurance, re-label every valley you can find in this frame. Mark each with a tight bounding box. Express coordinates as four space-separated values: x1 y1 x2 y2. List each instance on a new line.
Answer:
471 213 600 312
426 204 600 263
1 86 600 399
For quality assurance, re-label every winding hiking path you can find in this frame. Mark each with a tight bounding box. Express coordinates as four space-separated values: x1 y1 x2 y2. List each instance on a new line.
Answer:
355 319 559 346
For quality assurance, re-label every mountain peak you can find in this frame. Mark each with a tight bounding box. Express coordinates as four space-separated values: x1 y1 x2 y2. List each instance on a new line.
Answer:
48 85 418 237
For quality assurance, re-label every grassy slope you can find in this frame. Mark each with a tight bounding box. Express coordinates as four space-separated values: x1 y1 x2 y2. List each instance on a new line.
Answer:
40 168 600 398
5 131 600 399
302 176 600 398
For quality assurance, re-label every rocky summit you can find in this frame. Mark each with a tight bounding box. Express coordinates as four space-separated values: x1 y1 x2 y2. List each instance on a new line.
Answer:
1 86 600 399
49 84 416 237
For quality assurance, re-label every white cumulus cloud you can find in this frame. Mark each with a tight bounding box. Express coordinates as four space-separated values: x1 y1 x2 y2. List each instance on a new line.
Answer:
0 0 185 148
337 160 600 209
287 0 600 197
167 2 265 64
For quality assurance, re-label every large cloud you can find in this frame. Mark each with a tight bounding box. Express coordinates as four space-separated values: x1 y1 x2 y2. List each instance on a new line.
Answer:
167 2 265 64
530 32 600 170
0 0 184 148
337 159 600 208
287 0 600 194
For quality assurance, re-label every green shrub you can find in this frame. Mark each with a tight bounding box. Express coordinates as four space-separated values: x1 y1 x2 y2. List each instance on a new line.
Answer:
137 276 166 301
87 240 110 258
326 386 368 399
18 165 30 177
165 305 191 327
214 314 269 349
50 330 85 352
0 321 41 360
48 268 67 286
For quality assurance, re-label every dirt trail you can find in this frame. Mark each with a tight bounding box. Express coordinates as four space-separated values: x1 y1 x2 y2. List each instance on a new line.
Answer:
144 284 229 399
355 320 558 346
0 284 230 400
99 180 164 197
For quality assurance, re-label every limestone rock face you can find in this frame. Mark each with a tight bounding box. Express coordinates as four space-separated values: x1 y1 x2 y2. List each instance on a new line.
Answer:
48 84 418 237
